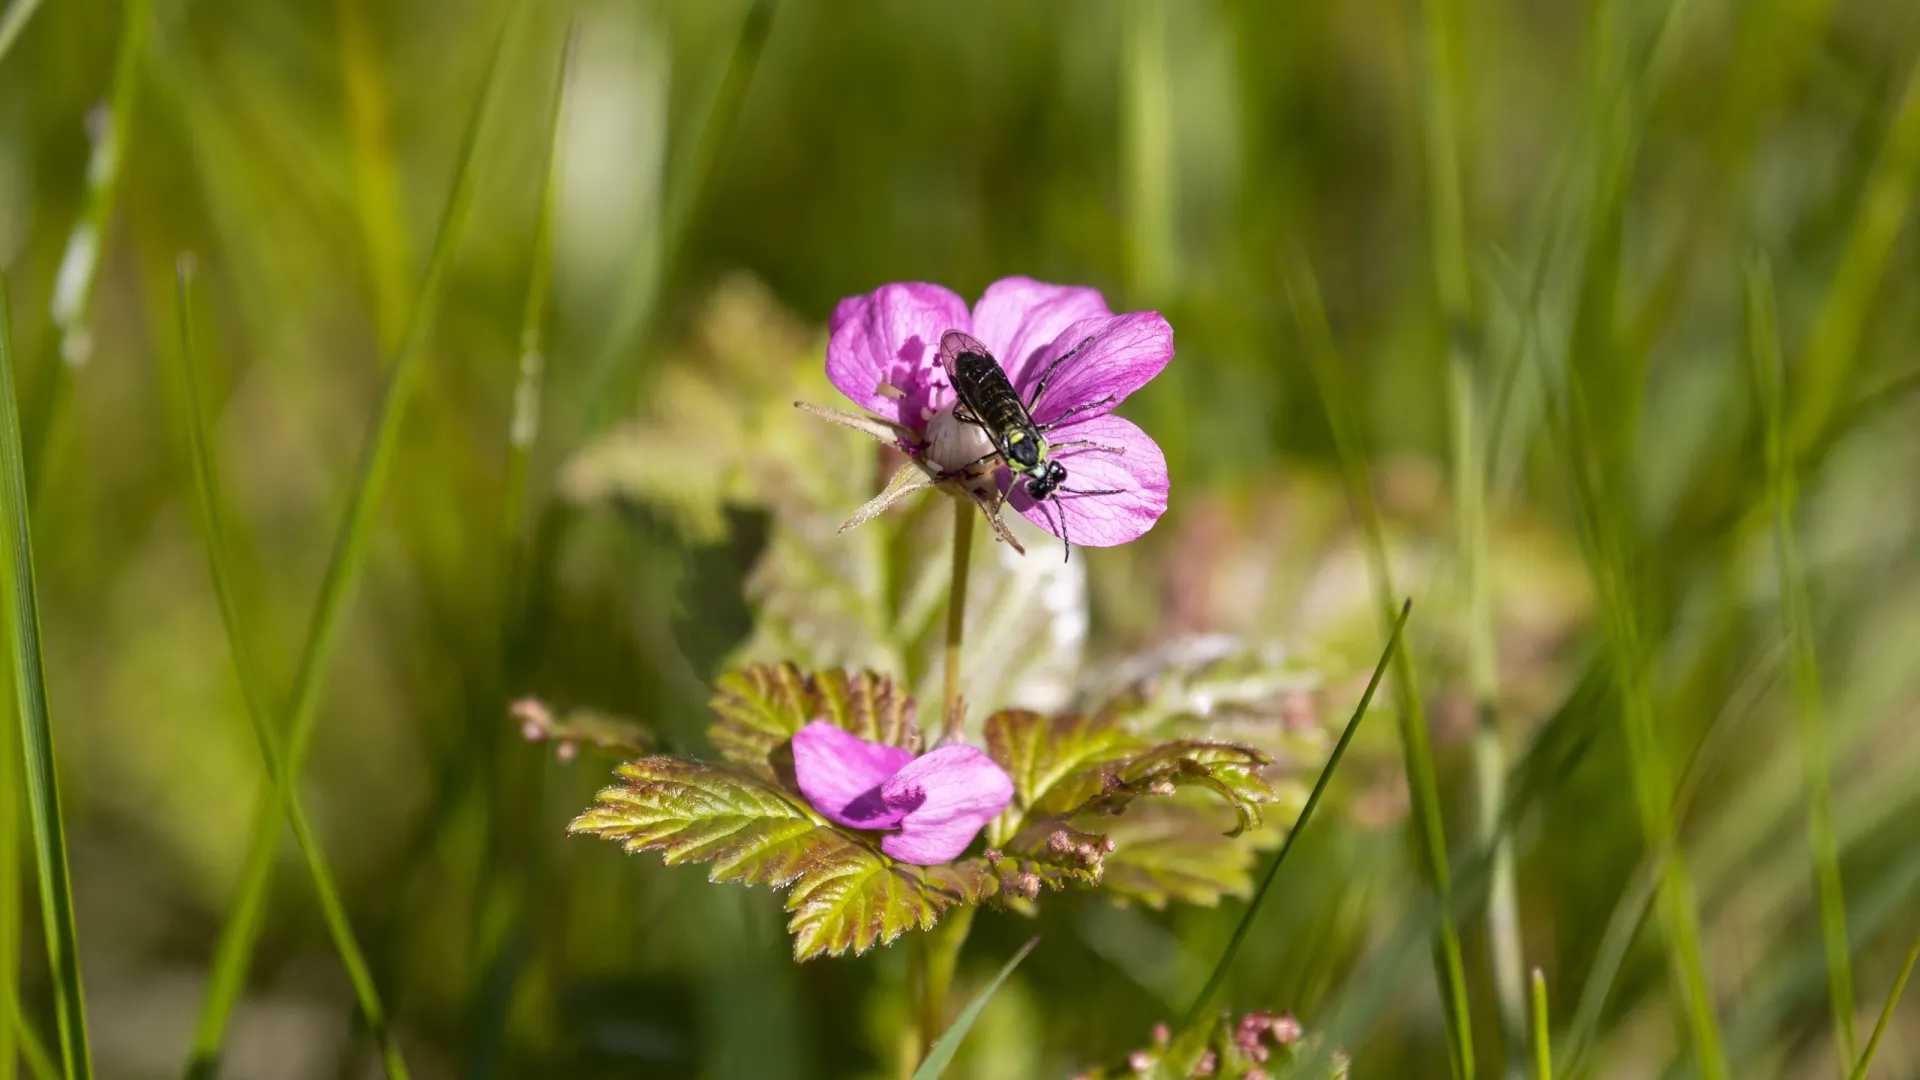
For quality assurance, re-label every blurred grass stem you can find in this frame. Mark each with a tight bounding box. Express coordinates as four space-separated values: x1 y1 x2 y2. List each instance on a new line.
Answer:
941 498 974 738
172 265 411 1078
1747 257 1856 1069
1 284 93 1078
1849 929 1920 1080
1530 968 1551 1080
0 0 46 66
1290 256 1477 1079
182 5 528 1072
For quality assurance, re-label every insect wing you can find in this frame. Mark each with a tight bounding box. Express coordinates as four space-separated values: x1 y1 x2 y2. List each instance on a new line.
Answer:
938 330 997 414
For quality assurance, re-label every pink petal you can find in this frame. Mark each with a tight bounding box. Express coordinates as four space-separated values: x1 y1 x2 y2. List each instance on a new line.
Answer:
877 745 1014 865
791 720 916 830
1006 414 1169 548
969 277 1112 389
1014 311 1172 429
827 283 971 432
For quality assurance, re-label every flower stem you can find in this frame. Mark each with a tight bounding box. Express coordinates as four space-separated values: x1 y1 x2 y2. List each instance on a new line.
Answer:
941 496 974 739
914 906 976 1058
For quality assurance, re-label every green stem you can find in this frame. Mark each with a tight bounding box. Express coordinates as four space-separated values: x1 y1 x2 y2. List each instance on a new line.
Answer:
1531 968 1552 1080
941 498 974 739
915 906 976 1058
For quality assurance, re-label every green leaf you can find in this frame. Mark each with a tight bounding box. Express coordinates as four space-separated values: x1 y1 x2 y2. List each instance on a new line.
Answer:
982 709 1273 846
571 756 990 960
911 937 1040 1080
708 665 920 774
1098 800 1262 910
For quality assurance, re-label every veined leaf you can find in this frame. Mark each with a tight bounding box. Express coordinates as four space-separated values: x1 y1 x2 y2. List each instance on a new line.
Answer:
708 664 919 774
982 709 1273 846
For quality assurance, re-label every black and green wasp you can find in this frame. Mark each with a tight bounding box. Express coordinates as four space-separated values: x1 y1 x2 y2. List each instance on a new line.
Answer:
936 329 1123 561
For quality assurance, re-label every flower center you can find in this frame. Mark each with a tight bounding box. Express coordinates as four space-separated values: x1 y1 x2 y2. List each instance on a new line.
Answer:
923 402 997 479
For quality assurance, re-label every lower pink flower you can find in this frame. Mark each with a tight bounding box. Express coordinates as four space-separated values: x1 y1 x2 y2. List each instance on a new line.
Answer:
791 721 1014 865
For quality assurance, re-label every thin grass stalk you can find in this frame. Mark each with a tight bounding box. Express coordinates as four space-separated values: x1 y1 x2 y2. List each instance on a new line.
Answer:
336 0 416 349
1541 358 1728 1080
0 0 47 66
1746 257 1856 1069
1288 256 1476 1079
465 23 577 1074
1531 968 1552 1080
1787 52 1920 454
183 4 529 1070
1180 600 1411 1030
0 286 91 1080
577 0 778 437
5 997 55 1080
172 265 412 1079
1848 930 1920 1080
2 640 17 1080
1417 0 1527 1054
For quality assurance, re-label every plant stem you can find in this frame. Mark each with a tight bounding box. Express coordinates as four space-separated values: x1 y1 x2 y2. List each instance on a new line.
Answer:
915 906 976 1058
941 498 974 739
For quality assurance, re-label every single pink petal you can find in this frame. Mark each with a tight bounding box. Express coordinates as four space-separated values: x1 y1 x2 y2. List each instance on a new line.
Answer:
1013 311 1172 429
969 277 1112 389
1006 413 1169 548
828 283 971 432
876 745 1015 865
791 720 916 830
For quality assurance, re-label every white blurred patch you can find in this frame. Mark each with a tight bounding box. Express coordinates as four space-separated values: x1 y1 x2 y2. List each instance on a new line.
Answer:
556 2 670 316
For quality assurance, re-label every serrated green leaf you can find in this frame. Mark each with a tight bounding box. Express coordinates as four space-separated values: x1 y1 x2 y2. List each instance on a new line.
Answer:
981 710 1274 846
708 665 919 775
571 753 991 960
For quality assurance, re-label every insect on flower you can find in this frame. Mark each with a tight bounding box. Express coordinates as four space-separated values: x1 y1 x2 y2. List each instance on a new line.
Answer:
810 277 1172 555
938 330 1126 561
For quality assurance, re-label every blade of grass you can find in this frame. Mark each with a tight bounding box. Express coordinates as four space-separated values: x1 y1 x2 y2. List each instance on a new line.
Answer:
172 263 412 1078
0 287 92 1078
910 937 1039 1080
576 0 777 438
1538 312 1729 1080
336 0 417 348
2 599 16 1080
1416 0 1528 1053
1746 256 1856 1071
1531 968 1552 1080
1180 599 1411 1029
465 20 577 1077
181 3 530 1073
27 0 152 484
1849 929 1920 1080
0 0 46 67
5 995 57 1080
1289 254 1476 1079
1786 49 1920 455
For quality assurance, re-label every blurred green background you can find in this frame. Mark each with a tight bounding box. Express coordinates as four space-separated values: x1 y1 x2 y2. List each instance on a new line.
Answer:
5 0 1920 1076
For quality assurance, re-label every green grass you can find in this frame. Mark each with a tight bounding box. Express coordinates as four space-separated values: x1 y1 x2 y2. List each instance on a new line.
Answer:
171 264 411 1078
181 4 531 1072
911 937 1039 1080
1850 930 1920 1080
0 286 91 1078
1747 256 1857 1072
1180 600 1410 1031
1531 968 1552 1080
1291 256 1477 1080
0 0 47 67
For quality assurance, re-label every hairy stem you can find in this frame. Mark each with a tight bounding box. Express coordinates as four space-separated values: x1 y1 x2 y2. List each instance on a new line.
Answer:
941 498 974 739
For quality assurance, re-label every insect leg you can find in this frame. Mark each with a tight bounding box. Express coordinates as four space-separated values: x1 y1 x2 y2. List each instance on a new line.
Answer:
1035 496 1071 563
1058 486 1124 497
934 448 1003 482
1026 334 1095 411
1036 393 1116 430
1049 439 1127 455
953 405 982 427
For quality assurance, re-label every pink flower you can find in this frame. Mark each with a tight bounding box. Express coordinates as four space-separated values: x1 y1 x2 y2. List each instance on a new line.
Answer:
826 277 1171 548
791 721 1014 865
